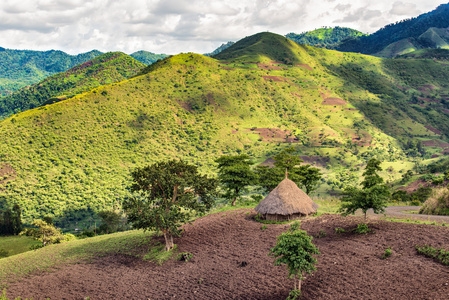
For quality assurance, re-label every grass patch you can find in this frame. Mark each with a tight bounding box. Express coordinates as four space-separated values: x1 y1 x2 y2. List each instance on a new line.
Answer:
0 236 41 258
0 230 153 289
143 242 177 265
416 245 449 265
382 217 448 226
381 247 392 259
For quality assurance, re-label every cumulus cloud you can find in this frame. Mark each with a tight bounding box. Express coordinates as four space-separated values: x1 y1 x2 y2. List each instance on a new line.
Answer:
0 0 446 54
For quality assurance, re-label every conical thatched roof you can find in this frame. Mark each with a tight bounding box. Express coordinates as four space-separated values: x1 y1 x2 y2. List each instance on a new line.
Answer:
255 178 319 216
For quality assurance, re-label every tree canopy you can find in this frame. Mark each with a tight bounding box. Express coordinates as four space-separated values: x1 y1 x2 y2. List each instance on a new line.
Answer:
339 158 390 220
255 147 322 195
215 154 257 206
123 160 218 251
269 221 320 295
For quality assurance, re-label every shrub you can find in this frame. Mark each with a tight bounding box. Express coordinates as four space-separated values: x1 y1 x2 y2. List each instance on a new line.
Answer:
381 248 392 259
177 252 193 262
416 245 449 265
419 187 449 215
335 227 345 233
0 248 8 258
354 223 371 234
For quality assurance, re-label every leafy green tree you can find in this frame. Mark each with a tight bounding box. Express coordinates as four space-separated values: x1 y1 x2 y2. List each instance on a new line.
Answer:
21 219 66 246
123 160 218 251
98 210 121 234
339 158 390 220
269 222 320 296
255 147 322 194
215 154 256 206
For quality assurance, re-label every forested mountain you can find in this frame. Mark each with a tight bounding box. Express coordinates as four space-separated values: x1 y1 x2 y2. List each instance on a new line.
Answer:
0 49 102 97
130 51 168 65
286 27 366 49
338 3 449 57
204 42 235 57
1 32 449 223
0 52 145 119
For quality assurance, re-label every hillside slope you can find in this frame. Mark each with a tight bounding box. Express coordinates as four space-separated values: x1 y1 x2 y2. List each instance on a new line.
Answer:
286 27 366 49
0 49 102 96
0 52 146 119
1 32 449 222
338 3 449 56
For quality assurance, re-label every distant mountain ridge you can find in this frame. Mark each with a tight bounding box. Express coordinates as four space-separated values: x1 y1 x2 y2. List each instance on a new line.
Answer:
0 48 166 97
338 3 449 57
0 52 146 119
286 27 366 49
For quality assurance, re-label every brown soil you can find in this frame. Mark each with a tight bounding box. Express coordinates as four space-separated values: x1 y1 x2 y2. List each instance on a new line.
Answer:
321 98 347 105
0 163 16 187
6 212 449 300
249 128 299 143
257 63 282 71
425 126 442 135
296 64 313 71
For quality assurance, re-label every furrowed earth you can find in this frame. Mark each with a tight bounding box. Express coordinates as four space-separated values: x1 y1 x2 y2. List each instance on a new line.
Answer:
6 210 449 299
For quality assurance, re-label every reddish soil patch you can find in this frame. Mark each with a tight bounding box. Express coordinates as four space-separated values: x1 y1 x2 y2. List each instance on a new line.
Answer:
443 109 449 114
431 154 440 158
6 213 449 299
259 156 329 168
296 64 313 71
398 179 448 193
291 92 301 99
422 140 439 147
262 76 288 82
220 66 234 71
257 63 282 71
425 126 442 135
419 104 427 108
321 98 347 105
250 128 299 143
0 163 16 187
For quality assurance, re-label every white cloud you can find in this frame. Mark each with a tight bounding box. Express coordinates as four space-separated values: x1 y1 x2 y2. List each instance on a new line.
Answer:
0 0 446 54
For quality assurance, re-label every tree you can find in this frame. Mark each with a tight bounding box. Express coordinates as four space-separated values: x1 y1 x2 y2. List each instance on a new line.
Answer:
215 154 256 206
269 222 320 297
339 158 390 220
21 219 66 246
12 204 22 235
98 210 121 234
255 147 322 195
123 160 218 251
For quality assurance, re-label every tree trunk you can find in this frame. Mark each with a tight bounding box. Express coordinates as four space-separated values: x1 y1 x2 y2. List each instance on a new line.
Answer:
163 231 175 251
298 278 302 291
231 197 237 206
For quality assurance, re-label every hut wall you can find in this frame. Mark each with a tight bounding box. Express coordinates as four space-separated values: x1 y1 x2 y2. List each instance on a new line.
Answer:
265 213 304 222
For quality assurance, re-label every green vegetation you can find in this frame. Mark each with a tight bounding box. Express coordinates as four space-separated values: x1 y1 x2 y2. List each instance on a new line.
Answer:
130 51 168 65
339 159 390 220
419 187 449 215
20 219 69 247
416 244 449 265
0 204 22 235
0 32 449 224
204 42 235 57
123 160 218 251
0 52 145 119
0 236 40 257
381 247 392 259
216 154 256 206
269 221 319 296
354 223 371 234
286 27 366 49
338 4 449 56
0 49 102 97
0 230 154 289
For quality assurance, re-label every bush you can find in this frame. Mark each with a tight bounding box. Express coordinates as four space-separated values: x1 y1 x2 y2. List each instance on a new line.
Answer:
354 223 371 234
419 187 449 215
177 252 193 262
416 245 449 265
381 248 392 259
0 248 8 258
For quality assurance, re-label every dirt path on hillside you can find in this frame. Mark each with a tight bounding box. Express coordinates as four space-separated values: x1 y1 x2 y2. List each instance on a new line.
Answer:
6 211 449 299
367 206 449 223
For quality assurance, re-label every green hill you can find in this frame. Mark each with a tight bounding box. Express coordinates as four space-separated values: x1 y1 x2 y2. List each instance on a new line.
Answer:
399 48 449 60
0 49 102 97
338 3 449 56
130 51 168 65
0 52 146 119
286 27 366 49
1 32 449 224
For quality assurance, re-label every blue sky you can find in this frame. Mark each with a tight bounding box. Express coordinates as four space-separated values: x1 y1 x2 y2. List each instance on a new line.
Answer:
0 0 446 54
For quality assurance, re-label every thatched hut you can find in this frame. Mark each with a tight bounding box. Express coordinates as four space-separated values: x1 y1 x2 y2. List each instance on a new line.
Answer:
255 178 319 221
